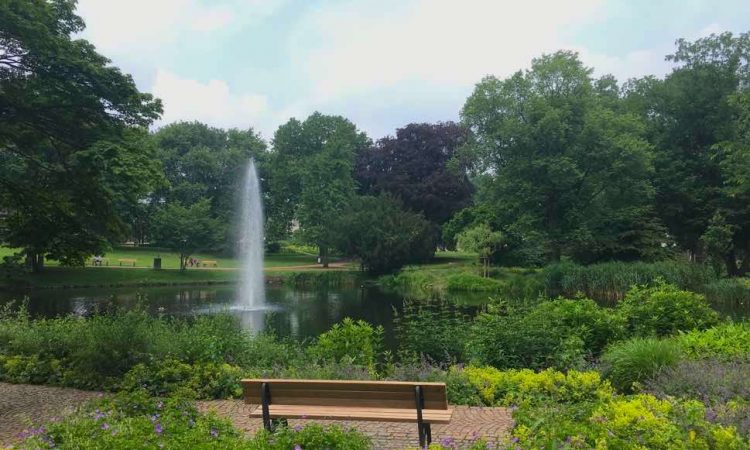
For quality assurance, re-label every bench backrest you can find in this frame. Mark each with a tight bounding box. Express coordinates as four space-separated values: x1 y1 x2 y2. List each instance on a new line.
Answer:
241 379 448 410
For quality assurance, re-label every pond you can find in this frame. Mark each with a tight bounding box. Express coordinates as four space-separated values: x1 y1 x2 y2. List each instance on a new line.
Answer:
1 283 748 348
0 285 484 350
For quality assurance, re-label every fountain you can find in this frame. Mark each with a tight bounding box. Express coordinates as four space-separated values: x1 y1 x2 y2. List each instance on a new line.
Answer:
236 159 266 311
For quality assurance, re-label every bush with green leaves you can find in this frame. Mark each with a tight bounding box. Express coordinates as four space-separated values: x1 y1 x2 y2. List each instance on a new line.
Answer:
394 299 470 364
677 322 750 360
600 337 682 393
510 394 748 449
618 282 720 337
466 298 623 370
308 318 384 370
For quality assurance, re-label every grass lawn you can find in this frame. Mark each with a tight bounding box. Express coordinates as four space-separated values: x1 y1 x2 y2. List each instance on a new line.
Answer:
1 246 319 269
0 246 357 288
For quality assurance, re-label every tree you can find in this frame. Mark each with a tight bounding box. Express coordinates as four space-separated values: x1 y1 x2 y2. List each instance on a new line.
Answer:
0 0 162 271
335 195 436 274
461 51 659 263
625 32 750 275
150 200 222 270
457 224 505 278
267 113 370 266
356 122 473 226
152 122 267 251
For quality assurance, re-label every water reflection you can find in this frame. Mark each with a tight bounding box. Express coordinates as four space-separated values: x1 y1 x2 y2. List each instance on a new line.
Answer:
1 284 747 347
0 285 404 346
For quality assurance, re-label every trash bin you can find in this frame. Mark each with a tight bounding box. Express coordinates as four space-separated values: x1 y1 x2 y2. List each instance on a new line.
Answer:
153 257 162 270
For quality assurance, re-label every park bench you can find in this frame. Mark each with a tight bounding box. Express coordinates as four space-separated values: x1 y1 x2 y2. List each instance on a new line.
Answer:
117 258 137 267
241 379 452 447
201 260 218 267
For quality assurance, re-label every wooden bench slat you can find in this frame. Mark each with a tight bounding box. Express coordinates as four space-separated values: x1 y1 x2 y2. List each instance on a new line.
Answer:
249 405 453 424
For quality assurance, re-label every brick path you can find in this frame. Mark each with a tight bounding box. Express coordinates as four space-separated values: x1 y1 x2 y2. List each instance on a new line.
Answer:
197 400 513 449
0 383 101 446
0 383 513 449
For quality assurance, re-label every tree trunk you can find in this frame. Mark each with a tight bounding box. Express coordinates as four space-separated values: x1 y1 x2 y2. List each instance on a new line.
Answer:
27 251 44 273
180 253 186 271
320 245 329 268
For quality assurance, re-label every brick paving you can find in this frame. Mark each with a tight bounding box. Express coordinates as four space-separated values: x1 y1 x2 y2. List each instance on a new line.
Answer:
0 383 513 449
197 400 513 449
0 382 101 446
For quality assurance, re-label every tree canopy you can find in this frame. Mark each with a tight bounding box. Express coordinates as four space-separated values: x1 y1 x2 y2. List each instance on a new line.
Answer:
356 122 473 226
0 0 162 270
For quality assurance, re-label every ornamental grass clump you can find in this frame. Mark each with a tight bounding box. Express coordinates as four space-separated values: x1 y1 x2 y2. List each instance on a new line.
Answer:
600 337 682 393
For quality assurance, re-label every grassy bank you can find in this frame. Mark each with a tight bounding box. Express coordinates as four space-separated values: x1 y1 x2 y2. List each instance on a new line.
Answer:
379 255 750 307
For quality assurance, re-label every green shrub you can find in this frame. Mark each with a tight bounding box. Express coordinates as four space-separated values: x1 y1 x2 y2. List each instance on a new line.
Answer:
600 337 682 393
451 366 613 407
466 298 622 370
511 395 748 449
308 318 384 370
677 322 750 360
394 299 470 364
0 354 65 384
446 272 502 291
120 359 243 399
618 282 720 337
249 424 371 450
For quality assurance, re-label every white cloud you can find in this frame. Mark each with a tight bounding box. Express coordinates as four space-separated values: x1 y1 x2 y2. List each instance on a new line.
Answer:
152 69 270 132
295 0 604 100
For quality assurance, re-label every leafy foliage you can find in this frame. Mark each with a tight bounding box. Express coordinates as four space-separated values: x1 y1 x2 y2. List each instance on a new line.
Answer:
618 282 720 337
335 195 436 274
356 122 473 226
0 0 162 270
308 318 384 371
150 200 223 269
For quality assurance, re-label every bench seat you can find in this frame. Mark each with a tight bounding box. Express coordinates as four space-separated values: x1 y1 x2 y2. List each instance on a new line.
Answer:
249 404 453 423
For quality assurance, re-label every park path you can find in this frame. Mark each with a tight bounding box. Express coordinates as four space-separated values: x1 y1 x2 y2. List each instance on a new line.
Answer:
0 383 513 449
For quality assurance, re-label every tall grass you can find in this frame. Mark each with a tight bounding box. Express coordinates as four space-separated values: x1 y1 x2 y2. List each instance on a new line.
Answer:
543 260 717 302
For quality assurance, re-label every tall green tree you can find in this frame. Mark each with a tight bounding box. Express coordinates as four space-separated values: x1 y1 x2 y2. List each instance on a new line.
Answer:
335 195 436 274
356 122 473 226
625 32 750 275
151 122 266 251
0 0 162 271
462 51 659 263
267 113 369 266
150 200 222 270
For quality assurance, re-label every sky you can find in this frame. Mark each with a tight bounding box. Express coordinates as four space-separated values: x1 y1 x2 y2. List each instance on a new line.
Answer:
75 0 750 140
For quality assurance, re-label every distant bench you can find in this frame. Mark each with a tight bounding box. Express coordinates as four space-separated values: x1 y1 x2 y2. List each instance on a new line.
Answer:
200 260 218 267
117 258 137 267
242 379 452 447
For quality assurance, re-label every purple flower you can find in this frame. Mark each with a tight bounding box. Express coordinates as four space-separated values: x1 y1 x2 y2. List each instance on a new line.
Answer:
101 423 110 430
294 425 302 432
150 414 160 423
294 445 302 450
210 428 219 438
154 423 163 435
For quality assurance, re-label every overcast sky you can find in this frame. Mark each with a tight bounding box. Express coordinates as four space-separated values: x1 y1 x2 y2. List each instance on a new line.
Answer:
75 0 750 140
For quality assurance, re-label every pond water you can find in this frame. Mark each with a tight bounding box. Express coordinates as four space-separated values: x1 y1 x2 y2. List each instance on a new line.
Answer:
1 284 747 348
0 285 485 350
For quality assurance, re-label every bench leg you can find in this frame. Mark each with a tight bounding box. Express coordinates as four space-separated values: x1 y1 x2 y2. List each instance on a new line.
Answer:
418 422 431 448
261 382 273 432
